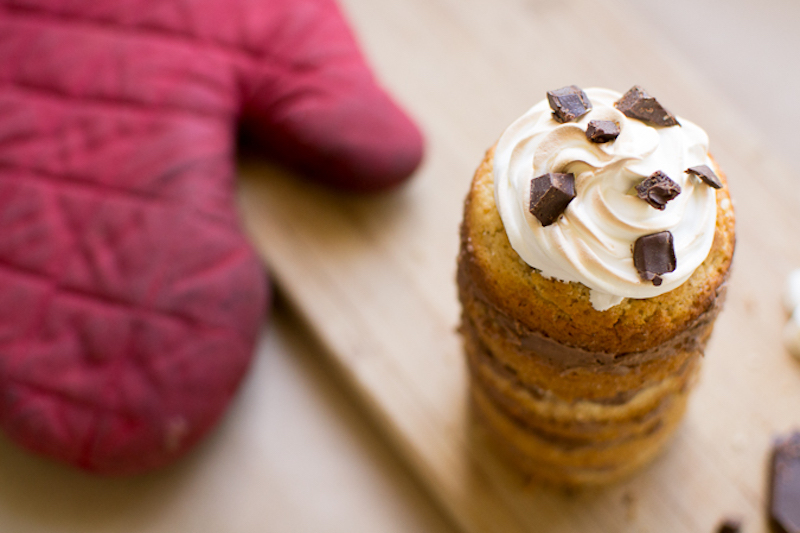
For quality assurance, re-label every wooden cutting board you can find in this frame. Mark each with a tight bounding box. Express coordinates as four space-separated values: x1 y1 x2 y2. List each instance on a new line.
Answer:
237 0 800 531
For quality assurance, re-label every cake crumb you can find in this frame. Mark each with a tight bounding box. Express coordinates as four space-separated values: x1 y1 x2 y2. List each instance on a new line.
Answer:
715 517 741 533
622 491 636 521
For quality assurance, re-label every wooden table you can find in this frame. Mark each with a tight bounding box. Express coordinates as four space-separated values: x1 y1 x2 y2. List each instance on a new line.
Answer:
238 1 800 532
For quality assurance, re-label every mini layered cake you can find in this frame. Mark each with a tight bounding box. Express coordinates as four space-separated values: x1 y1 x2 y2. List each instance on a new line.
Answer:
458 86 735 486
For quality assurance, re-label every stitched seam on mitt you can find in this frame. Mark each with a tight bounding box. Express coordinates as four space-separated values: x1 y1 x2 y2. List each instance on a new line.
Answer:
4 81 231 121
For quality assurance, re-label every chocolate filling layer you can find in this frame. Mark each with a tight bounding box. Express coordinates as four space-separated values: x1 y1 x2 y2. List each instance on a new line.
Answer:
462 311 698 408
457 250 725 372
470 377 671 452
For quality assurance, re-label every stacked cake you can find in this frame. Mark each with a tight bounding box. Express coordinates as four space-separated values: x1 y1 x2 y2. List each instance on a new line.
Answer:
457 86 736 485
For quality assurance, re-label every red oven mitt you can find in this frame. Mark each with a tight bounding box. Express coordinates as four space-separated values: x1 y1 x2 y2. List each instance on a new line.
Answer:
0 0 423 474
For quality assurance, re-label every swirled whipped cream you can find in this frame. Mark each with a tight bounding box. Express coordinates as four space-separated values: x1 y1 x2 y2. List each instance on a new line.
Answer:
494 87 718 311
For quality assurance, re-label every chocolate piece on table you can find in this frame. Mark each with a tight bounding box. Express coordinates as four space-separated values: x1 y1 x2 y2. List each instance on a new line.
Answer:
686 164 723 189
716 518 742 533
547 85 592 123
635 170 682 210
633 231 676 286
586 120 620 143
769 431 800 533
614 85 680 127
529 172 576 226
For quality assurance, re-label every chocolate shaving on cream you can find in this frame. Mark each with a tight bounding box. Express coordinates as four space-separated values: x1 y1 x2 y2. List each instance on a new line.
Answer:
615 85 679 127
686 165 723 189
586 120 620 143
633 231 676 286
529 172 576 226
547 85 592 123
635 170 681 210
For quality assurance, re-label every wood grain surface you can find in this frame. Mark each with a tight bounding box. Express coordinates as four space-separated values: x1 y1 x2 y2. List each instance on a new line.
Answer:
238 0 800 531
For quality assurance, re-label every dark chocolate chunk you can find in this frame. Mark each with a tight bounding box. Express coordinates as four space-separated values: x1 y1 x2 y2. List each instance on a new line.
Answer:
586 120 620 143
633 231 676 285
635 170 682 210
769 431 800 533
686 164 723 189
529 172 576 226
614 85 679 127
547 85 592 123
716 518 742 533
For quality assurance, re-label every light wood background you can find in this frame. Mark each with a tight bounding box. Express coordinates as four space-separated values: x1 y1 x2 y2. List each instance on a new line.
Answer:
238 0 800 532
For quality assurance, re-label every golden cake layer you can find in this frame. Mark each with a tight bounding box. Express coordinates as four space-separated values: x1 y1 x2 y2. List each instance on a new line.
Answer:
457 147 735 486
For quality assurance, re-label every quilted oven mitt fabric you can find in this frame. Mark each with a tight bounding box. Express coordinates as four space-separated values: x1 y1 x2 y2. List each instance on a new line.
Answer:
0 0 423 474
